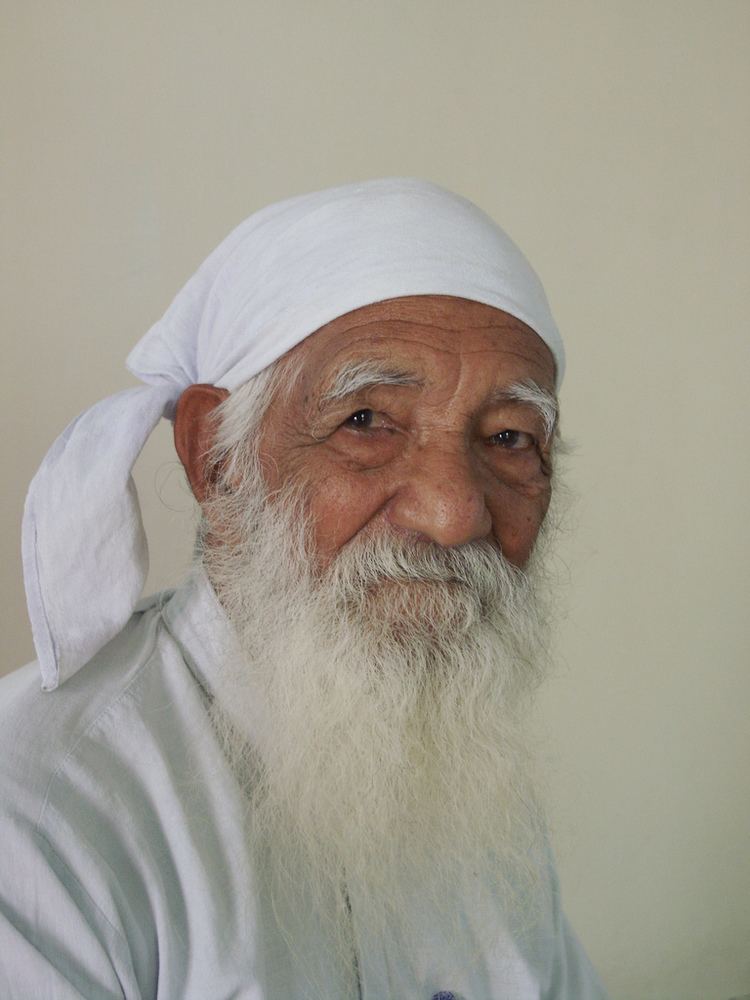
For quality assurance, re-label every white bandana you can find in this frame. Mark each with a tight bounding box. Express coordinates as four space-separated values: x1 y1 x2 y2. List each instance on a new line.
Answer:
22 178 564 690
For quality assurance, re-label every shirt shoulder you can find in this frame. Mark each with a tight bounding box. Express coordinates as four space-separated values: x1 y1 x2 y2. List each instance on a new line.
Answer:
0 592 237 997
0 599 168 818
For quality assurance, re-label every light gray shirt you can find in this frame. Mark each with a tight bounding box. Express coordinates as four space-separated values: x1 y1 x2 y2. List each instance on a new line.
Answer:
0 572 609 999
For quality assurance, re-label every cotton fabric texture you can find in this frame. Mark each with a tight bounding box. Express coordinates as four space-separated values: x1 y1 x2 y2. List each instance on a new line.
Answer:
22 178 564 691
0 571 608 999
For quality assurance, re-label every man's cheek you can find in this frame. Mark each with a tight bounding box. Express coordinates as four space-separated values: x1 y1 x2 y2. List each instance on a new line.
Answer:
306 473 389 564
489 496 549 567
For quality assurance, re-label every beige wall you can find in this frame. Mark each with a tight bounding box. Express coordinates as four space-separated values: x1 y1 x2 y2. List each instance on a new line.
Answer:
2 2 748 996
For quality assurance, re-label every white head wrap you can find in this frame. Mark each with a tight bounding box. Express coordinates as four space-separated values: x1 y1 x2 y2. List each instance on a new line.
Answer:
23 178 564 690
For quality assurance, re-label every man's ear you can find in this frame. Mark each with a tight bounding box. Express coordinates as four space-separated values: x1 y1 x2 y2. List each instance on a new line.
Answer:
174 384 230 505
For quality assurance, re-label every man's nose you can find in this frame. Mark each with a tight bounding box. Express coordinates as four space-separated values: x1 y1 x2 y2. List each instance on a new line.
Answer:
385 443 493 548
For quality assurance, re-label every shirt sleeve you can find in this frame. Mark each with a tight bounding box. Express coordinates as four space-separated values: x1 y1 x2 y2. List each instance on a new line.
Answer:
0 817 138 1000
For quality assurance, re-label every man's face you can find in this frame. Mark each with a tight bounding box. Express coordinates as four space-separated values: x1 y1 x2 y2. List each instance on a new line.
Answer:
258 295 557 569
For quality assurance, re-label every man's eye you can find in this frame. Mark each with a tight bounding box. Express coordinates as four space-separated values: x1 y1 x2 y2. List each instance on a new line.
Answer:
490 429 535 450
344 409 375 429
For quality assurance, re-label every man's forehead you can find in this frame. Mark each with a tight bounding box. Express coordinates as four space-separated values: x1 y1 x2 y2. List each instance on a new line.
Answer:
311 294 539 334
286 295 557 396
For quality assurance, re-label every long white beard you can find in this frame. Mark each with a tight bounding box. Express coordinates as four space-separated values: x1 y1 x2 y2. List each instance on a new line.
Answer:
203 474 555 986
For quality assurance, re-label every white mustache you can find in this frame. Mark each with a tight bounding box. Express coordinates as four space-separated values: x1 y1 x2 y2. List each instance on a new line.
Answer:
325 532 532 619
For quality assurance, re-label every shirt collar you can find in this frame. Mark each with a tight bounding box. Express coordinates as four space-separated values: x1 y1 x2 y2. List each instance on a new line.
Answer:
160 566 272 756
161 565 241 695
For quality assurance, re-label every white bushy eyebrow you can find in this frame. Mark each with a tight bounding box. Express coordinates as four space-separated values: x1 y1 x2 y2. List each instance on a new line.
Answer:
319 364 557 441
320 360 424 404
492 379 559 443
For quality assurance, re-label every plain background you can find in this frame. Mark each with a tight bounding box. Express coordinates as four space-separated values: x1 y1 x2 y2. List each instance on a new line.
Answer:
2 2 748 998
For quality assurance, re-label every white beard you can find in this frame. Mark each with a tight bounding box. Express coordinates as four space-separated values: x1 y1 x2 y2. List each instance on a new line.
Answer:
202 472 555 987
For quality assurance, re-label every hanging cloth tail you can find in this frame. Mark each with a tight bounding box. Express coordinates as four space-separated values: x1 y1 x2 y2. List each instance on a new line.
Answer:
22 385 179 690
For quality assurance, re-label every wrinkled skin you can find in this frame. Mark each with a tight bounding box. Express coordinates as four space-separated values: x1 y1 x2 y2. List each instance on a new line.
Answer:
175 295 556 568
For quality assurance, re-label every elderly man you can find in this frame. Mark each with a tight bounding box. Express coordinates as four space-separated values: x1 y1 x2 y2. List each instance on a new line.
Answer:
0 179 608 999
